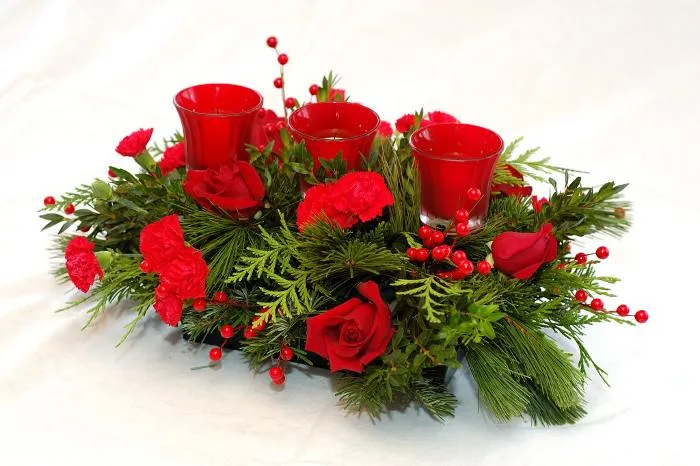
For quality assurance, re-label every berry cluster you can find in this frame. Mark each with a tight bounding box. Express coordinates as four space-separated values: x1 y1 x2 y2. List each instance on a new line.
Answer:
405 197 492 281
570 248 648 324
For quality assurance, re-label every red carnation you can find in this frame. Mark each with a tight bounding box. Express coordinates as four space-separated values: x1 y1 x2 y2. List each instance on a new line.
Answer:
115 128 153 157
426 111 458 124
65 236 104 293
378 121 393 137
158 247 208 299
491 223 557 279
395 114 416 133
184 161 265 218
154 292 183 327
329 171 394 222
139 214 185 272
328 88 346 102
493 164 533 198
305 281 394 373
296 184 356 232
250 109 284 154
159 142 185 175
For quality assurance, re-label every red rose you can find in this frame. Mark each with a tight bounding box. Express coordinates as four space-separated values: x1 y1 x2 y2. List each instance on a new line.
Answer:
328 88 346 102
115 128 153 157
154 292 183 326
378 121 393 137
250 109 284 154
184 161 265 218
493 164 533 198
395 114 416 133
159 142 185 175
139 214 186 272
296 172 394 232
158 247 208 299
426 111 458 124
65 236 103 292
491 223 558 279
329 171 394 222
305 281 394 373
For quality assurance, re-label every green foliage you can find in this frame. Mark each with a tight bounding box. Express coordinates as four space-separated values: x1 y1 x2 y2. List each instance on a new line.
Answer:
41 123 638 426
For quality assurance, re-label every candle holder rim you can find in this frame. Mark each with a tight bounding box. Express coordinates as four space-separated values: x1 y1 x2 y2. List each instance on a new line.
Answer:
409 122 504 162
173 83 263 118
287 101 381 141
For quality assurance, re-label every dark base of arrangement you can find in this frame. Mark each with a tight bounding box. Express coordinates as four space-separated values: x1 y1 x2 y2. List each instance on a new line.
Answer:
185 331 452 384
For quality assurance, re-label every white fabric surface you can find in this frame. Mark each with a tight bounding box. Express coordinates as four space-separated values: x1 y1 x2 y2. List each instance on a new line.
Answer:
1 0 698 464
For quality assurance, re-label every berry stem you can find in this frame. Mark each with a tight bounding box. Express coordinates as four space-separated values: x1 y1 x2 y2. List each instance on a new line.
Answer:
273 47 289 119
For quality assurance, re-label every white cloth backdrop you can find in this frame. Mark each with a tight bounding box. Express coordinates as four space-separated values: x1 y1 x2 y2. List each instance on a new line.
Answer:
1 0 697 464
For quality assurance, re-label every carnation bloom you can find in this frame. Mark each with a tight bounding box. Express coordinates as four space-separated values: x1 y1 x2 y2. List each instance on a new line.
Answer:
115 128 153 157
65 236 104 292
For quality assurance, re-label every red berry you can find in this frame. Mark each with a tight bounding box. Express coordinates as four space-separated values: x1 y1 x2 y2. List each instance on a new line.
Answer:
436 271 452 280
467 187 482 202
273 77 283 88
451 250 467 265
266 36 278 48
431 231 445 245
277 53 289 65
243 325 258 339
220 325 234 339
280 346 294 361
192 298 207 312
272 374 286 385
458 260 475 276
590 298 604 311
595 246 609 259
269 365 284 381
575 253 587 264
309 84 319 95
108 169 117 178
477 261 491 275
455 209 469 223
258 108 268 118
276 120 286 131
451 269 467 280
284 97 296 109
634 310 648 323
423 236 435 248
417 225 433 240
209 347 222 361
64 203 75 214
139 260 152 274
455 222 470 237
406 247 419 260
574 289 588 302
212 291 228 304
616 304 630 316
252 316 267 331
44 196 56 206
431 245 451 261
80 226 90 232
415 248 430 262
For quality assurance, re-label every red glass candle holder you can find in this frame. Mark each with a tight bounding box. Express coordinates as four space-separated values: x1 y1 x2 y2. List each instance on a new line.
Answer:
174 84 263 170
410 123 503 229
287 102 380 171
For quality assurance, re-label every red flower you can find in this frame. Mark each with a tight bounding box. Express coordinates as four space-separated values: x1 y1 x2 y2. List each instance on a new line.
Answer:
329 171 394 222
395 114 416 133
296 172 394 232
426 111 458 124
305 281 394 373
154 292 183 327
65 237 104 293
139 214 186 272
159 142 185 175
531 195 549 214
493 164 533 198
115 128 153 157
158 247 208 299
184 161 265 218
378 121 393 137
328 88 346 102
250 109 284 154
491 223 557 279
